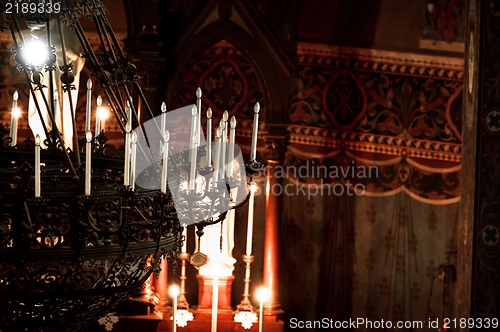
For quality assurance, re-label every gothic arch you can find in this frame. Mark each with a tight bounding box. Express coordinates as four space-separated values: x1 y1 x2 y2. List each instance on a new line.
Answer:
165 13 294 124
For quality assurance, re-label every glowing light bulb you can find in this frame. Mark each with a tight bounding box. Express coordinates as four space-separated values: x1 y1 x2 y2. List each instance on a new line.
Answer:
22 39 49 67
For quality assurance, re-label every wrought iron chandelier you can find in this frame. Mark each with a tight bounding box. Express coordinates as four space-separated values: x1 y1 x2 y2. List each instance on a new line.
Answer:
0 1 262 331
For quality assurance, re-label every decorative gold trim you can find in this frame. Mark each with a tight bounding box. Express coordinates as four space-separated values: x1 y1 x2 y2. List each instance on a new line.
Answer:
288 125 461 163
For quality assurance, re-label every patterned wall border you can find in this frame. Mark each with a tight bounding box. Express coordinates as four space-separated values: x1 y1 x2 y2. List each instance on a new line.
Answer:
288 125 461 163
297 42 464 81
236 120 461 163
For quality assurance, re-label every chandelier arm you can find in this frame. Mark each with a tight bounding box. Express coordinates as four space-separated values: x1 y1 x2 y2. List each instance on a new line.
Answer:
229 188 251 210
45 19 76 176
100 7 127 60
91 10 114 60
134 81 161 136
65 10 128 128
101 86 126 132
32 72 77 176
6 14 52 141
92 3 163 143
120 85 157 167
58 16 81 167
195 211 228 228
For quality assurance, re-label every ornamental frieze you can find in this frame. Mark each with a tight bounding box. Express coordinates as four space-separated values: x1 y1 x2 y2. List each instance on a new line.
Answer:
290 66 463 144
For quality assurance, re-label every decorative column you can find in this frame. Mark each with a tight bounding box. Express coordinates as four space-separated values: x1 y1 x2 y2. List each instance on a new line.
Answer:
262 137 286 317
153 256 169 318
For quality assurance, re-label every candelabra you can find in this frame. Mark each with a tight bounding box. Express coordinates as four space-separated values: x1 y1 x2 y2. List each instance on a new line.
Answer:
0 1 263 331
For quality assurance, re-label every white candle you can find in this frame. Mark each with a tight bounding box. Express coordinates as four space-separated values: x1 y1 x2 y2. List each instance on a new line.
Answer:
212 127 222 186
160 102 166 157
95 95 102 136
189 131 198 192
9 91 19 147
124 114 131 187
220 112 228 178
85 131 92 195
206 108 212 169
250 102 260 161
196 87 202 147
257 288 269 332
181 226 187 253
85 79 92 133
35 134 41 197
170 286 179 332
161 130 170 194
188 105 197 151
188 105 198 191
211 271 219 332
227 116 236 178
53 90 61 131
246 182 256 256
130 132 138 190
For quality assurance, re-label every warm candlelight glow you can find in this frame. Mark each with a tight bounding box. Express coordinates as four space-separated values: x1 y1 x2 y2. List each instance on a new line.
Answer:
170 285 180 297
256 287 269 303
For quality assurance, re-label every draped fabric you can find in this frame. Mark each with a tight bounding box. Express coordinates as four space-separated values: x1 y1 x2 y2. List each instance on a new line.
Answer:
282 179 458 331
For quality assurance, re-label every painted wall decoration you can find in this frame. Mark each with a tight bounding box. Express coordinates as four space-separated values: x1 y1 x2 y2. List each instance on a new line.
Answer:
289 65 463 144
174 40 265 120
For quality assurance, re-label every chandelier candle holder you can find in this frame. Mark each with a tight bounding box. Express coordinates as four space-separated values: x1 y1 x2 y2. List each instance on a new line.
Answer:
0 1 263 331
234 181 258 329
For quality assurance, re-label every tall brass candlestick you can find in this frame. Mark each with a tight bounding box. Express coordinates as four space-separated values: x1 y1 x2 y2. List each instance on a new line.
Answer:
177 252 191 310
